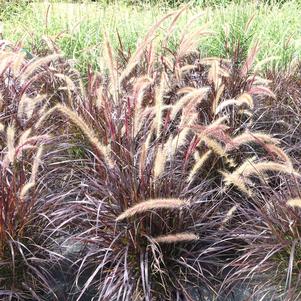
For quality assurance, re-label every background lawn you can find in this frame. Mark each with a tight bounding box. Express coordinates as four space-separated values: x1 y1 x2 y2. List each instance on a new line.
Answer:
1 0 301 75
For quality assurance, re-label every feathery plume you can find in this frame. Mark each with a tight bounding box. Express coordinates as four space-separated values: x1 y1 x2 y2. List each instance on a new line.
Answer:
55 73 76 91
200 136 227 157
234 157 257 175
11 52 25 75
34 106 57 130
208 60 220 88
17 128 32 148
222 157 299 196
17 94 46 123
237 93 254 109
0 92 3 111
179 64 197 77
103 31 118 100
119 12 175 84
0 52 13 75
179 89 209 127
242 161 299 178
153 137 172 180
30 145 44 183
153 232 199 244
170 128 190 156
287 199 301 208
55 104 113 167
264 143 292 167
133 76 153 109
171 88 208 120
177 25 212 59
240 42 260 77
133 76 153 134
54 73 76 105
19 182 35 201
20 54 62 80
219 204 239 230
248 86 276 99
177 87 197 95
154 72 168 138
215 93 254 115
6 125 15 163
225 132 279 151
139 129 153 177
116 198 189 221
204 116 229 133
212 84 224 114
250 75 272 86
221 170 252 196
95 86 105 109
187 150 212 183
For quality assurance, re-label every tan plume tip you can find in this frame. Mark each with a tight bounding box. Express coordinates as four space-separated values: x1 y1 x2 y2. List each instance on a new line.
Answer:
207 60 220 88
55 104 113 168
30 145 44 183
237 93 254 109
116 198 189 222
177 26 213 59
103 31 118 100
187 150 212 183
240 42 260 77
287 198 301 208
242 161 300 178
139 129 153 177
6 124 15 163
119 11 176 84
200 136 227 157
54 74 76 91
225 132 279 152
220 171 252 197
153 232 199 244
211 84 224 114
264 143 292 167
170 128 190 156
171 87 209 120
21 54 62 80
154 72 168 138
215 93 254 115
20 182 35 201
153 137 172 180
221 204 239 226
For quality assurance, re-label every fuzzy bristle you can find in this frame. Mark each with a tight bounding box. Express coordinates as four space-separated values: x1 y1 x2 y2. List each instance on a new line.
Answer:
153 232 199 244
287 198 301 208
187 150 212 183
116 198 189 221
55 104 113 168
221 170 252 196
226 132 279 151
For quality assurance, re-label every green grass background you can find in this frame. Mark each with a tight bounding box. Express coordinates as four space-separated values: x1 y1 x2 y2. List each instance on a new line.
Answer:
1 0 301 74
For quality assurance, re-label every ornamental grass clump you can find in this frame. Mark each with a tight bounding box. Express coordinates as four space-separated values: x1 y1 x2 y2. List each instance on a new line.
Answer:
0 45 82 131
0 46 82 300
1 7 300 300
37 9 300 300
0 130 56 300
224 181 301 301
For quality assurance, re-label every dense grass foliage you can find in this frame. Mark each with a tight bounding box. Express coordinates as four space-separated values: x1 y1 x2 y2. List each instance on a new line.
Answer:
1 3 301 301
0 48 74 300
